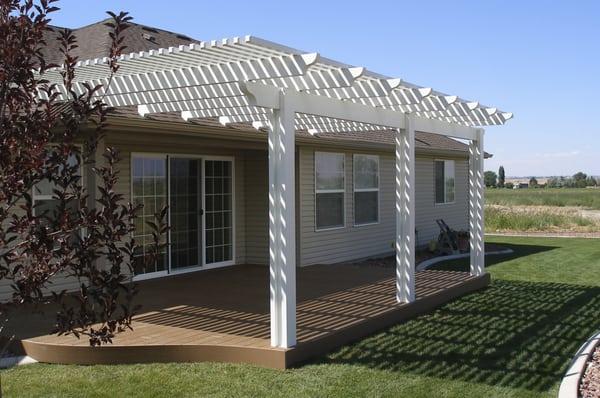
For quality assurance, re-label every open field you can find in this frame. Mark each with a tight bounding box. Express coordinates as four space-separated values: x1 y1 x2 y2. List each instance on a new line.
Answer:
485 204 600 233
485 188 600 233
2 236 600 398
486 188 600 209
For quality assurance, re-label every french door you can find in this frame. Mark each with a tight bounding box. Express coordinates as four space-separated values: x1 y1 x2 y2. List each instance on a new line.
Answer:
132 154 234 279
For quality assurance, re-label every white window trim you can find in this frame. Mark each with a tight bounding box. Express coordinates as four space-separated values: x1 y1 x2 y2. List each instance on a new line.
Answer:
434 159 456 205
353 154 380 227
314 151 345 232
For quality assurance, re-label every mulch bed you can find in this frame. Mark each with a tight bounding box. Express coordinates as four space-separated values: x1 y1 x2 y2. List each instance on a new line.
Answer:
581 345 600 398
349 242 507 269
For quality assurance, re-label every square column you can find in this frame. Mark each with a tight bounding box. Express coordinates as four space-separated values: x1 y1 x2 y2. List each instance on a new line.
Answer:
469 129 485 276
396 114 416 303
267 90 297 348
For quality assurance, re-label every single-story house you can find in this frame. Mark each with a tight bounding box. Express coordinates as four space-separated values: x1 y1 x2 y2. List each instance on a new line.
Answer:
6 19 512 367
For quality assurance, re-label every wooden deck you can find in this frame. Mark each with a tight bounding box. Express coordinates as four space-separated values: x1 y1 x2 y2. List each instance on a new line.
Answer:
8 264 489 369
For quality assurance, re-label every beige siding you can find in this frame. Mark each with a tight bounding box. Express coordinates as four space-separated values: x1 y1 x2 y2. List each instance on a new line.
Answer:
415 157 469 246
299 147 469 266
244 150 269 264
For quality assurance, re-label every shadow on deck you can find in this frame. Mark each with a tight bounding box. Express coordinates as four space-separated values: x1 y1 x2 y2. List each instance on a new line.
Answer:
6 264 489 369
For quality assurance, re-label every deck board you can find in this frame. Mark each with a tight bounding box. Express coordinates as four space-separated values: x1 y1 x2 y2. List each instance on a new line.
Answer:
6 264 490 368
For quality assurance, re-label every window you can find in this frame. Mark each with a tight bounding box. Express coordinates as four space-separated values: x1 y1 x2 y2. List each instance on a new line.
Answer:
132 155 168 275
32 151 81 225
315 152 345 230
435 160 455 204
353 154 379 225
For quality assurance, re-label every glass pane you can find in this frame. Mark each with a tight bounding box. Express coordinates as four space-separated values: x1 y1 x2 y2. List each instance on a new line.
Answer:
316 192 344 229
354 155 378 189
435 161 445 204
169 158 201 270
445 160 455 203
355 191 378 225
133 158 144 177
132 156 167 275
205 160 233 263
316 152 344 190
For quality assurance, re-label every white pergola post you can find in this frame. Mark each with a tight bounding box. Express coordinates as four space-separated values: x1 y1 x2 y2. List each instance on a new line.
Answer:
395 114 416 303
469 128 485 276
268 90 297 348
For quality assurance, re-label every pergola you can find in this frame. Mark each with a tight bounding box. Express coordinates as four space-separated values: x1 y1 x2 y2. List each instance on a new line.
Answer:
43 35 512 349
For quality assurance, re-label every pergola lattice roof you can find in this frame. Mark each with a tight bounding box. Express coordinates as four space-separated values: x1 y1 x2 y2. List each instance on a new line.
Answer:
42 35 512 134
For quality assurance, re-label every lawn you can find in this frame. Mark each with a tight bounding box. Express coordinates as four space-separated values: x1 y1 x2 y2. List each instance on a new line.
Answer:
486 188 600 209
3 236 600 398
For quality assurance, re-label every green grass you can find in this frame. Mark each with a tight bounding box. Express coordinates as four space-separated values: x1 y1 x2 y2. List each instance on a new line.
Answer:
3 236 600 398
486 188 600 209
485 205 599 232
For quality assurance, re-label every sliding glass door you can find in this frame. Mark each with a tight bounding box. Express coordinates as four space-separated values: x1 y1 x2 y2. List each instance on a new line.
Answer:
169 158 201 270
132 154 234 278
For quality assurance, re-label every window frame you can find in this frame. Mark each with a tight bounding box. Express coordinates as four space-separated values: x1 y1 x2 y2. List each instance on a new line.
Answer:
353 154 380 227
32 147 84 223
434 159 456 205
314 151 346 232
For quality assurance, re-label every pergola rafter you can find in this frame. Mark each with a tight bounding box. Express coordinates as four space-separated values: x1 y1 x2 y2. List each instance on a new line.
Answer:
40 35 511 131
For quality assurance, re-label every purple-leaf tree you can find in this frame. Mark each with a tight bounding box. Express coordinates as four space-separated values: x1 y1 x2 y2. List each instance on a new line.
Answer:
0 0 167 347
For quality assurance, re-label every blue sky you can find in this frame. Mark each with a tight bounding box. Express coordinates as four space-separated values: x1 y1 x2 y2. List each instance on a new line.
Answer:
51 0 600 177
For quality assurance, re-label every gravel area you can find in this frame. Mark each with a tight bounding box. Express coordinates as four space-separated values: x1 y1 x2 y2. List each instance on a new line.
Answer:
581 345 600 398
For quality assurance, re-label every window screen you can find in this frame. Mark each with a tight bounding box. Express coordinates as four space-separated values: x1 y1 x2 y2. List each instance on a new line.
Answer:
353 154 379 225
434 160 455 204
315 152 345 229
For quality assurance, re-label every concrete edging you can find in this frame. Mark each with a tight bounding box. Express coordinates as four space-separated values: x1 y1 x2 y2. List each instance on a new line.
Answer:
558 330 600 398
0 355 37 369
416 249 514 271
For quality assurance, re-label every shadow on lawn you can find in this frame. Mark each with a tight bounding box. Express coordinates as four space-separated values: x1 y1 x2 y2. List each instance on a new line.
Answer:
323 278 600 392
430 241 560 272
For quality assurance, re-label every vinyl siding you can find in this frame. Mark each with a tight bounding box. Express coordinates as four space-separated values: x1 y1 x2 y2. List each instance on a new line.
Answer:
299 147 469 266
415 157 469 246
244 150 269 264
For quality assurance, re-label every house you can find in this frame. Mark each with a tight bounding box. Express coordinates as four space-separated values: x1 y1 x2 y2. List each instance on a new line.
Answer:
6 19 512 368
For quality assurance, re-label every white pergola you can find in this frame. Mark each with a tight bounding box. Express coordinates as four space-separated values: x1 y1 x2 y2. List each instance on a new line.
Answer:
43 35 511 349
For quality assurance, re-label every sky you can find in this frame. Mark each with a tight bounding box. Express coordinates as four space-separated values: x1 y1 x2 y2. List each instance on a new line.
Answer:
49 0 600 177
